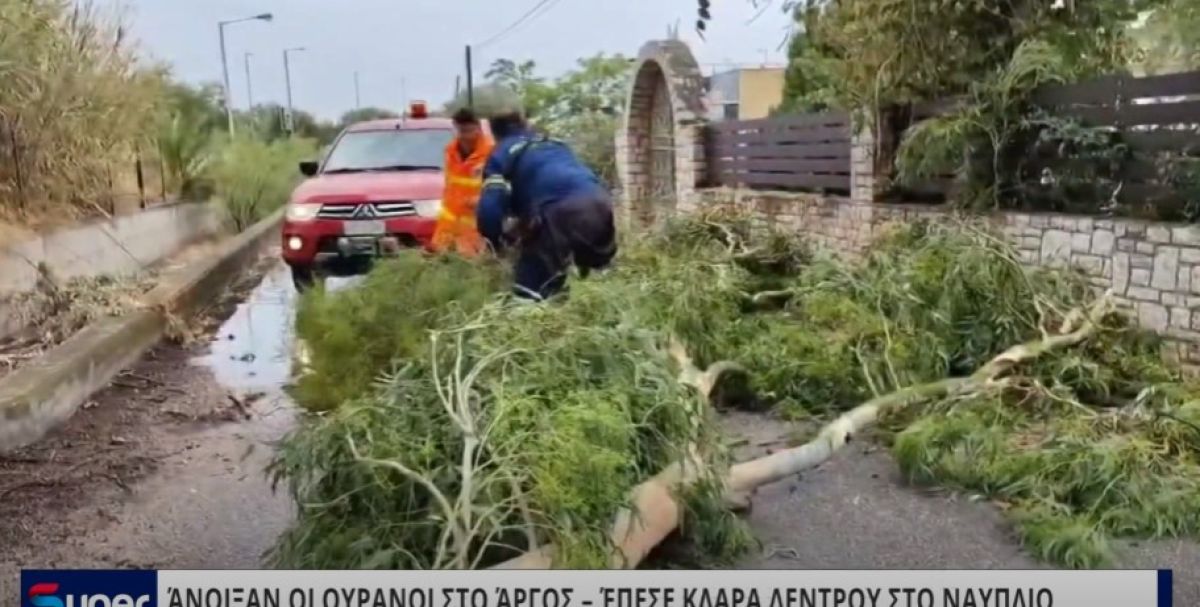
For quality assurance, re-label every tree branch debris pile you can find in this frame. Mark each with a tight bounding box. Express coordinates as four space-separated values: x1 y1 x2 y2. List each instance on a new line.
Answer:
271 209 1200 570
1 269 157 375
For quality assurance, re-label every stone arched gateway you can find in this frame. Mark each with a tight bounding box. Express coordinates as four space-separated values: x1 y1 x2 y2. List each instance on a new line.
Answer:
615 40 707 227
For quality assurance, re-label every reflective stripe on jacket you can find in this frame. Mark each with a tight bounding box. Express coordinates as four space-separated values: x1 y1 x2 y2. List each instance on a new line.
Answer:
441 136 495 222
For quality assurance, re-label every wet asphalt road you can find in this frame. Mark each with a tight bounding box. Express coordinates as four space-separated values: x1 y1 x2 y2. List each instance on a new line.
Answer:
36 264 368 572
0 261 312 595
722 413 1200 604
1 260 1197 605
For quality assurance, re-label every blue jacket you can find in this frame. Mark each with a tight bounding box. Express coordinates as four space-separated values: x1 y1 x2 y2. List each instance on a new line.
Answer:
475 128 605 249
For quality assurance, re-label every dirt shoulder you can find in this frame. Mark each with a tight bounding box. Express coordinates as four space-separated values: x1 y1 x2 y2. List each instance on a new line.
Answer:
0 253 280 568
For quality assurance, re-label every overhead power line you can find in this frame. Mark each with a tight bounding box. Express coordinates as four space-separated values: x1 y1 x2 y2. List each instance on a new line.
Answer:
475 0 564 50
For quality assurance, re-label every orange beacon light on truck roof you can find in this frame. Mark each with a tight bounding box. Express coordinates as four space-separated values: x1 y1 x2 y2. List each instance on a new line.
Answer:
409 101 427 119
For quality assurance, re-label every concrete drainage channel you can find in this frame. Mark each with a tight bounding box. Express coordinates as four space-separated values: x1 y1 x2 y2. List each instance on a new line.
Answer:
0 222 369 584
0 209 286 452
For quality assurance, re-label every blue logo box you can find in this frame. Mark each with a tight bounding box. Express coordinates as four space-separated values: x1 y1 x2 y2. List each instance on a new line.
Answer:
21 570 157 607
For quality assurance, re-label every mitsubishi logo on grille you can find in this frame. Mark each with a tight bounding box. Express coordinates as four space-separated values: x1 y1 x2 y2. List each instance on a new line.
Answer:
353 203 378 219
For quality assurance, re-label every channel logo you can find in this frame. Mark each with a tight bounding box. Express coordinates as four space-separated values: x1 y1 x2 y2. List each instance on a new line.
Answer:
29 583 62 607
21 570 156 607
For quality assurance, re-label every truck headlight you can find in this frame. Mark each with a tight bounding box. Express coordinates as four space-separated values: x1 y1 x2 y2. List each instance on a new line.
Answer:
413 199 441 218
286 203 322 222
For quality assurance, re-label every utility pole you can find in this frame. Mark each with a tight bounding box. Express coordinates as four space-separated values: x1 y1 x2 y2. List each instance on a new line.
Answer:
454 75 461 99
283 46 306 134
243 52 255 108
219 24 231 131
217 13 272 134
465 45 474 108
354 71 362 109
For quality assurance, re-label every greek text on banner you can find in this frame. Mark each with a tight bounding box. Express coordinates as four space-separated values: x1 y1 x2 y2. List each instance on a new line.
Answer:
152 570 1170 607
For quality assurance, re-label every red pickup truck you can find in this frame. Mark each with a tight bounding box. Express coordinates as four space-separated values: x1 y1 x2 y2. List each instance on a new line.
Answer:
280 102 487 290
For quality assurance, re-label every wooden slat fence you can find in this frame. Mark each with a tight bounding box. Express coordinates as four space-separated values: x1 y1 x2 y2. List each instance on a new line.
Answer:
894 70 1200 210
705 111 852 193
1031 71 1200 212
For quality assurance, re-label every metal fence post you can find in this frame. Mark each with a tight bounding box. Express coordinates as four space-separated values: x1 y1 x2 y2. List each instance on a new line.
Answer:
4 116 28 212
106 164 115 215
158 144 167 201
135 154 146 209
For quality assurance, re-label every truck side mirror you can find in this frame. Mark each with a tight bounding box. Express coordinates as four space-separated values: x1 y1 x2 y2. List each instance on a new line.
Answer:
299 161 319 177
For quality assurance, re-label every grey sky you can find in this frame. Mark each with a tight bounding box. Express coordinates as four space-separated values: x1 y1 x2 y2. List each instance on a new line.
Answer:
106 0 792 120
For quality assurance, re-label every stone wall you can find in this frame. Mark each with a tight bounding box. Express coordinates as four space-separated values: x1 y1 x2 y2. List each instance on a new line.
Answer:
696 188 1200 363
613 38 1200 360
697 189 880 258
996 212 1200 361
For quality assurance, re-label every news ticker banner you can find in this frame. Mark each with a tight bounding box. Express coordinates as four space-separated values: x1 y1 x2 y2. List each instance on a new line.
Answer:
20 569 1173 607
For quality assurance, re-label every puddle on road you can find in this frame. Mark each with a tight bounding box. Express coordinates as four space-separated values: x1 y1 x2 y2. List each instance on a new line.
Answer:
191 264 362 393
192 263 296 392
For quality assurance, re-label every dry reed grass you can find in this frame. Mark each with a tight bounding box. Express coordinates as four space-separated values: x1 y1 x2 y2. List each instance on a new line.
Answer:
0 0 167 229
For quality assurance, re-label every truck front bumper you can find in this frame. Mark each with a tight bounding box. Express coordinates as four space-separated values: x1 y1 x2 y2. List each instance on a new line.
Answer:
281 217 436 269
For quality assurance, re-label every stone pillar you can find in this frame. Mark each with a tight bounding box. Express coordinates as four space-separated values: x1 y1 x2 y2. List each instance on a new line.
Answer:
616 40 709 224
850 122 877 204
613 127 635 232
617 75 653 209
850 109 897 204
673 121 705 214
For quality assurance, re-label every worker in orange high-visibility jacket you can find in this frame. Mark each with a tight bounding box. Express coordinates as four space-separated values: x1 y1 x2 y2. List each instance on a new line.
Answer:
431 108 495 257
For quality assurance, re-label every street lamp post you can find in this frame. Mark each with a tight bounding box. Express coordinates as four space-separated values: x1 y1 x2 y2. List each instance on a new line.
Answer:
283 46 306 135
354 71 362 109
218 13 272 134
244 52 255 109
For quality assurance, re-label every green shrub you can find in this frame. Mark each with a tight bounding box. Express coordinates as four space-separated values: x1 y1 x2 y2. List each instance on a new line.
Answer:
271 247 753 569
292 252 510 413
208 135 317 231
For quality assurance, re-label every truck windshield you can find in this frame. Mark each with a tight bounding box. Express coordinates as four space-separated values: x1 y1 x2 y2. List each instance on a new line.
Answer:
322 129 453 173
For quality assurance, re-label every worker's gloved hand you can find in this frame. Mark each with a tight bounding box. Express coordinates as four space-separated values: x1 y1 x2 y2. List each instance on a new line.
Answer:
502 216 541 247
501 217 521 244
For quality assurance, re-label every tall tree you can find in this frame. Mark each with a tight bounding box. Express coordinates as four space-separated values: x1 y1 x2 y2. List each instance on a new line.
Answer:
444 54 630 183
1135 0 1200 73
521 55 632 183
483 58 552 117
484 59 543 95
443 83 526 116
775 3 839 113
157 81 224 197
768 0 1160 112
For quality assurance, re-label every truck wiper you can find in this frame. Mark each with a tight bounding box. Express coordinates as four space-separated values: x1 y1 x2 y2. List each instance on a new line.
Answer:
322 165 441 174
368 164 441 171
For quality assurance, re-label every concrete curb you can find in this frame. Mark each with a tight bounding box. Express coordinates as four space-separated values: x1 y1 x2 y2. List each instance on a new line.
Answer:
0 208 284 452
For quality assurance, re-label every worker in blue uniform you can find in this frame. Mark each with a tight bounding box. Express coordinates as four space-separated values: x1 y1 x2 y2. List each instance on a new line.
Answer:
475 110 617 301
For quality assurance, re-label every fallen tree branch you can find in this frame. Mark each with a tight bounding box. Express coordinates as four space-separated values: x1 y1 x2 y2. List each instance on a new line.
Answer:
492 291 1114 570
744 289 795 310
670 338 744 399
